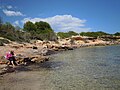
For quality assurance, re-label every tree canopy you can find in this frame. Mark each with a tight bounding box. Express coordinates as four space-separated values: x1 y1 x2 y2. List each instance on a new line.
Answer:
57 31 78 39
23 21 57 41
23 21 36 32
0 19 58 42
0 18 120 43
80 31 109 38
114 32 120 36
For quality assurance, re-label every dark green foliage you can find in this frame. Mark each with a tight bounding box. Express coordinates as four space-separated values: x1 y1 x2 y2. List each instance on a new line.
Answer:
23 21 36 32
68 31 79 36
0 17 3 30
0 22 31 42
80 31 109 37
1 22 15 32
0 20 57 42
0 18 119 42
0 22 16 41
0 41 4 46
114 32 120 36
57 32 69 39
35 21 51 31
23 21 57 41
57 31 78 39
0 39 10 46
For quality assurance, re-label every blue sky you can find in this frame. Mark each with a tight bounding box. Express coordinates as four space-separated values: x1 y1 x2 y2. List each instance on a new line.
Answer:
0 0 120 33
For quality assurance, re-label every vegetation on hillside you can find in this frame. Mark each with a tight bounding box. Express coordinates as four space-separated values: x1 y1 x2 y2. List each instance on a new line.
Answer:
57 31 79 39
0 18 57 42
114 32 120 36
0 17 120 42
0 22 31 42
23 21 57 41
79 31 109 38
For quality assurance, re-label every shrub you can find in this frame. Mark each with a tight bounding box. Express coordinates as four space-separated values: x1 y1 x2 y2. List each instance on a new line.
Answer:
0 39 10 46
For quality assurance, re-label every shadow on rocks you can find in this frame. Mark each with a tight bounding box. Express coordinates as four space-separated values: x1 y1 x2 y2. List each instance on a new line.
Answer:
29 60 65 71
14 65 32 72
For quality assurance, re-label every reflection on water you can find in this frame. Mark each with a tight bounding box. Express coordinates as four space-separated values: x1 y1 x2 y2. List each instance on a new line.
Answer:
0 45 120 90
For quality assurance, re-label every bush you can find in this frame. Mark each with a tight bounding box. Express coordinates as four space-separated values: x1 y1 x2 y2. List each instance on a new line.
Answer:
0 41 4 46
0 39 10 46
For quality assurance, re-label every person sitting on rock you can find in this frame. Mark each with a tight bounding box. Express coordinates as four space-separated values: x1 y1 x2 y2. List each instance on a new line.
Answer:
5 51 18 67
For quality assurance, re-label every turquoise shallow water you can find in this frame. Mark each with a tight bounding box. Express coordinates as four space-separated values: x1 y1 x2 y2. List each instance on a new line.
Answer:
0 45 120 90
47 45 120 90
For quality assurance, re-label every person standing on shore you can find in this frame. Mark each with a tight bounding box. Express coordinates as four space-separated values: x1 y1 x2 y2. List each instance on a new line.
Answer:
5 51 18 67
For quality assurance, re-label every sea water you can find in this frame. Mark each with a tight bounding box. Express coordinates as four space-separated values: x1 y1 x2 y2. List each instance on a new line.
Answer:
0 45 120 90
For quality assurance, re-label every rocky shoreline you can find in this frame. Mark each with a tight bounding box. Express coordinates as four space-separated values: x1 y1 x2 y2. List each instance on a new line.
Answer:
0 38 120 75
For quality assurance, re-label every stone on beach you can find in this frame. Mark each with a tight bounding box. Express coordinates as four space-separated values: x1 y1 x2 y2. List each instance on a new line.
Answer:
0 37 120 75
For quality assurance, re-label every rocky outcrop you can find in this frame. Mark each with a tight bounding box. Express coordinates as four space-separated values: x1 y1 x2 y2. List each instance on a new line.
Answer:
0 38 119 75
0 54 49 75
0 65 15 75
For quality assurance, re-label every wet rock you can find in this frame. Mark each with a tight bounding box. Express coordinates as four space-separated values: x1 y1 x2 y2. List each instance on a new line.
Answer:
0 65 15 75
30 56 49 63
67 47 74 50
45 49 56 55
33 46 38 49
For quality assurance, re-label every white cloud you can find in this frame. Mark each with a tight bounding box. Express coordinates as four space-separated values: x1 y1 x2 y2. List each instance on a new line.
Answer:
7 5 13 9
0 5 12 9
22 15 91 32
3 9 25 16
13 20 20 26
